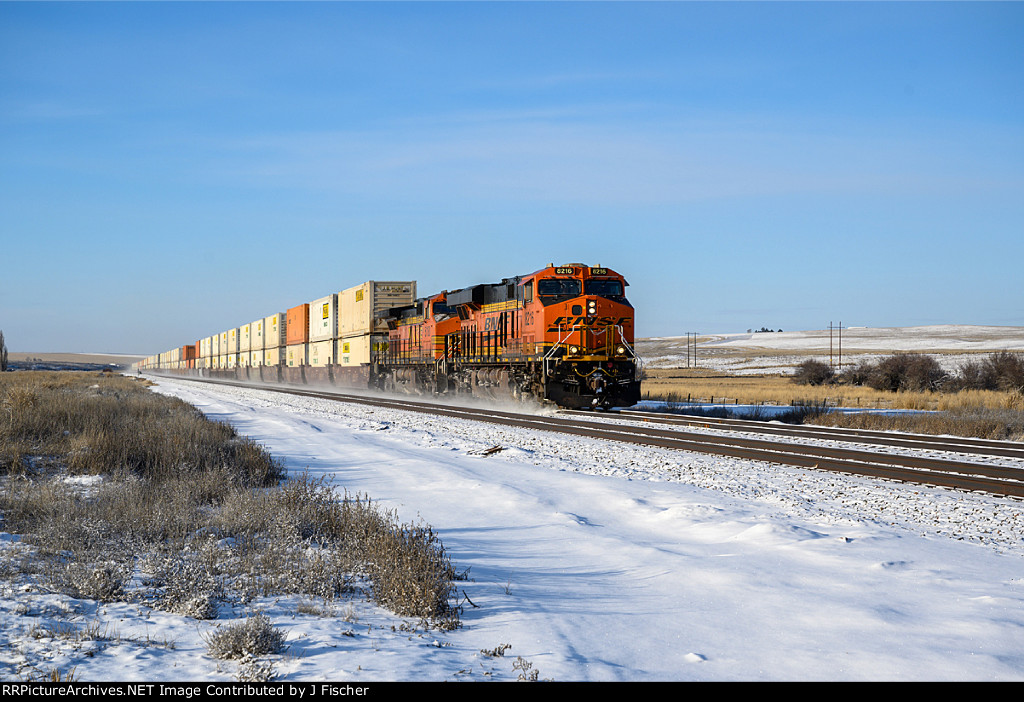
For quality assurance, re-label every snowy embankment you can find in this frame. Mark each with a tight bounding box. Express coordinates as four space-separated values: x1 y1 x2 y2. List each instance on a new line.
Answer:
4 376 1024 681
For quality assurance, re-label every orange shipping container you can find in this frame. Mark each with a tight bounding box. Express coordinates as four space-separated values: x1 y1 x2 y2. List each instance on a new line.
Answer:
286 303 310 345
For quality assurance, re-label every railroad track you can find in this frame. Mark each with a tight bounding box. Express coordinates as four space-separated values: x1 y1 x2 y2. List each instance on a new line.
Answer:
565 408 1024 461
155 374 1024 499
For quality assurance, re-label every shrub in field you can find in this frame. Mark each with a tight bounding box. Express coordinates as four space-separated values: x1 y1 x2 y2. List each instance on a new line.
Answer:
840 360 874 386
900 354 947 392
867 354 946 392
361 513 461 628
205 612 286 660
983 352 1024 394
953 359 989 391
791 359 835 386
948 353 1024 395
51 559 133 602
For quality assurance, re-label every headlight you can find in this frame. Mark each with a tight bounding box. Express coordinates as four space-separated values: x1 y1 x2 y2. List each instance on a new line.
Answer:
569 345 579 355
616 345 626 356
587 301 597 314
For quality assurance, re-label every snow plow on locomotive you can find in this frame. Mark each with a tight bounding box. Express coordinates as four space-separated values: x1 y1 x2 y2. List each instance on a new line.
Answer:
377 263 641 409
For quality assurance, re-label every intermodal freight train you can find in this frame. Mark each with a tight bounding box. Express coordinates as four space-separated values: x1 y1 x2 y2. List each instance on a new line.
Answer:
137 263 641 409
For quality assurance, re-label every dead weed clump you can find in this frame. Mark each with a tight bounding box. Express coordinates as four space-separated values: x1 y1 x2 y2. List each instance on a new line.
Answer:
204 612 287 660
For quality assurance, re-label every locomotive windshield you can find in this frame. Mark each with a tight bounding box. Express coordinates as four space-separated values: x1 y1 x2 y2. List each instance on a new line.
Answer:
583 279 624 297
432 301 454 320
537 278 582 297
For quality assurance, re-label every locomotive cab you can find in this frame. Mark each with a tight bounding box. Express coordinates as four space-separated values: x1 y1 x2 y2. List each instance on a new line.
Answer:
519 264 640 408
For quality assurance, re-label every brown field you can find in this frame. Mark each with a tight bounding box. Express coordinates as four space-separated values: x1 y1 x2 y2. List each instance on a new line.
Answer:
641 368 1023 412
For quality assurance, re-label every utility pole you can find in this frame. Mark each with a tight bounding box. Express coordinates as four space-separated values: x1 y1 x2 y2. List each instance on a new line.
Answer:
828 321 844 370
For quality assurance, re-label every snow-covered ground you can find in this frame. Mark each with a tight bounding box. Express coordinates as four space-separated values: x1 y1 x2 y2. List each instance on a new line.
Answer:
638 324 1024 374
3 376 1024 682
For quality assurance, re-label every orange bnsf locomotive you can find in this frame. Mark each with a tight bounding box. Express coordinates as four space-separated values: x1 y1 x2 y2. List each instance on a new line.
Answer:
376 263 640 408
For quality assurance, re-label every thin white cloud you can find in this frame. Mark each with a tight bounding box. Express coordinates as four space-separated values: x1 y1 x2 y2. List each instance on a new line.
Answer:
194 111 1024 207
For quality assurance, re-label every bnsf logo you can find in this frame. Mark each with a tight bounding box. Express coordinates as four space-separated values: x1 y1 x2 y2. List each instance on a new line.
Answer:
547 316 631 331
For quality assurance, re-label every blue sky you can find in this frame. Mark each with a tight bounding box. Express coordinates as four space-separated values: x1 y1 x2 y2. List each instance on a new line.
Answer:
1 1 1022 354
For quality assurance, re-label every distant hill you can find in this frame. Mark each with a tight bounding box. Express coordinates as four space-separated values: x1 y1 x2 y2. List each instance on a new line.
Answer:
6 352 145 371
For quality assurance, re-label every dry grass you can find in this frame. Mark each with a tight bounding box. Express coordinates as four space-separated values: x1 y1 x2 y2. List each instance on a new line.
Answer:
641 369 1024 411
0 371 461 629
807 407 1024 442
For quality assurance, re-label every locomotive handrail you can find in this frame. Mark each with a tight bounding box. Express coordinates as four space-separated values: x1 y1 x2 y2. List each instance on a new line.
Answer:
614 324 643 379
542 323 580 379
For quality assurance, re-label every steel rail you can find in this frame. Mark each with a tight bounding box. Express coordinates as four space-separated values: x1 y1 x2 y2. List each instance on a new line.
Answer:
563 408 1024 460
154 374 1024 499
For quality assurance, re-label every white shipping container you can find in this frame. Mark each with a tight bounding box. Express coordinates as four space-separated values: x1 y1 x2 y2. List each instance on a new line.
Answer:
339 281 416 337
308 339 336 367
287 344 307 367
264 313 286 349
239 323 251 353
249 350 261 367
309 294 338 342
264 346 284 366
251 318 265 351
339 334 383 367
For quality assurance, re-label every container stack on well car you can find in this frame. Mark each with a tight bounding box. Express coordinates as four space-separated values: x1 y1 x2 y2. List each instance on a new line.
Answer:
137 263 639 409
